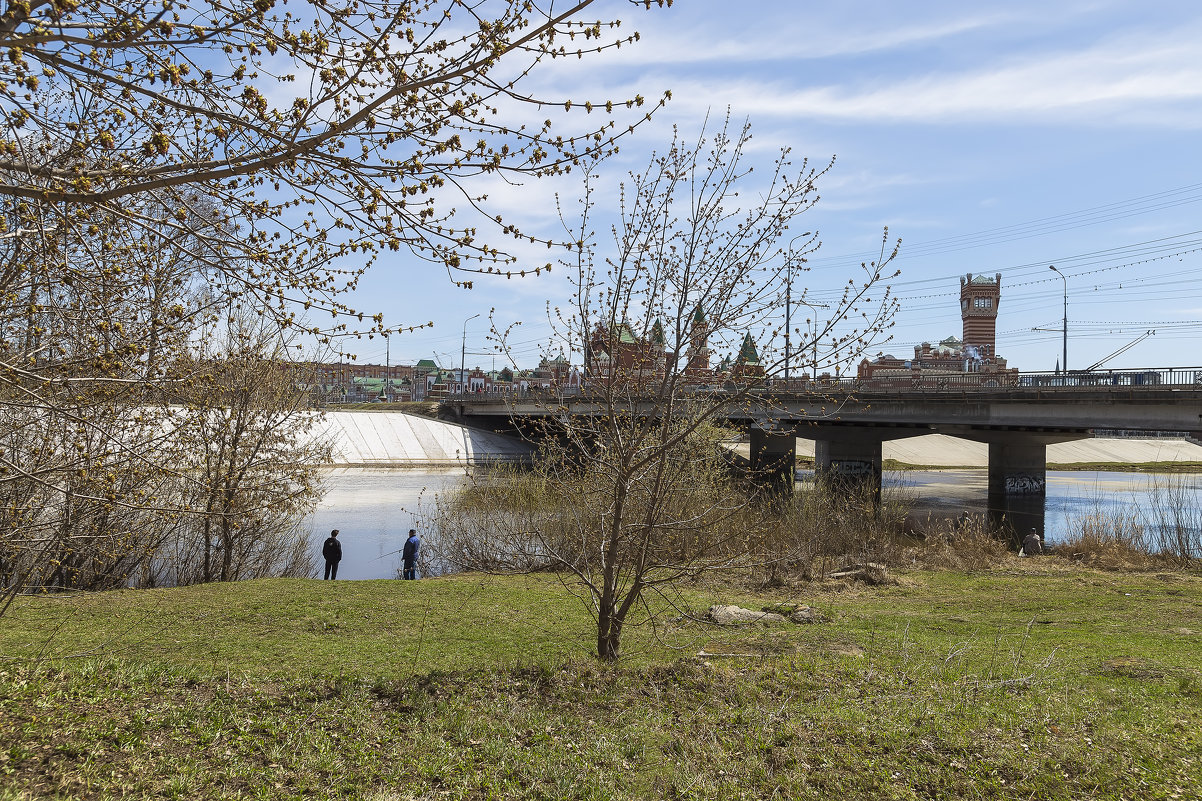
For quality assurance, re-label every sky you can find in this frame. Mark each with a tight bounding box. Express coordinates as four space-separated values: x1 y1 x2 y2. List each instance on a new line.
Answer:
335 0 1202 375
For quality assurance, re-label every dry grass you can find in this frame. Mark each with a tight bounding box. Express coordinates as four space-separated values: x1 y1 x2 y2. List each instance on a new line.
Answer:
906 515 1012 571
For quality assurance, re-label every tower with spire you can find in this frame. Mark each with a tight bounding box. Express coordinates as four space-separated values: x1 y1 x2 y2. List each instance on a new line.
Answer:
685 305 710 377
732 332 765 379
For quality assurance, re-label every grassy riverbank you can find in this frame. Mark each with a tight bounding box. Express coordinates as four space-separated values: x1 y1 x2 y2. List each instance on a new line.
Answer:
2 566 1200 800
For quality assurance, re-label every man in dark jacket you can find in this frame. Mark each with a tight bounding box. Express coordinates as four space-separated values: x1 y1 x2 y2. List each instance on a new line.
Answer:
322 529 342 579
402 529 420 580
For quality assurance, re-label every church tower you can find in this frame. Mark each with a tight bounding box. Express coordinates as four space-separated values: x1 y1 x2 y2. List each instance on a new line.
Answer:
960 273 1001 360
685 305 710 375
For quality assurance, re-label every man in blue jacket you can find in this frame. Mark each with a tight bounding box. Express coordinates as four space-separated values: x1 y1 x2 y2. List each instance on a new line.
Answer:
402 529 421 580
322 529 342 580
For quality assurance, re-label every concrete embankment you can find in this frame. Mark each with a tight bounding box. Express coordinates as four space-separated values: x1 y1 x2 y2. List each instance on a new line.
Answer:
314 411 531 466
732 434 1202 468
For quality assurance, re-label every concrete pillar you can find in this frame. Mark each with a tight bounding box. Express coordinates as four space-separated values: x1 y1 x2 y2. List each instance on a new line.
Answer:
814 436 883 504
750 429 796 494
987 439 1047 541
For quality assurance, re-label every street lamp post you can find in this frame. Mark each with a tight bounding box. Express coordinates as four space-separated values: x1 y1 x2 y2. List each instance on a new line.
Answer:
785 278 791 384
783 232 812 386
461 313 481 395
798 299 829 380
1049 265 1067 373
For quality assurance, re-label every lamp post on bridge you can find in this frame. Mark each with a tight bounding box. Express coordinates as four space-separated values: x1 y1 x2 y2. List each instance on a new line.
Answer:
461 313 480 395
1049 265 1067 373
783 232 812 386
798 299 830 381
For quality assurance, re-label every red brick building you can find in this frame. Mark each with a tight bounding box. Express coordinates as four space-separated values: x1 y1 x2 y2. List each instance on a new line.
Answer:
858 272 1016 384
960 272 1002 360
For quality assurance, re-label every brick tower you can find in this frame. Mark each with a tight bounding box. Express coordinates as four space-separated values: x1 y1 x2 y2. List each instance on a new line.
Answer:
685 305 710 376
960 273 1001 360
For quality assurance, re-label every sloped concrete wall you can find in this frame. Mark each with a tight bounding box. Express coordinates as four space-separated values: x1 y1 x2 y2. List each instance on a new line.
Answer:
313 411 531 466
730 434 1202 468
884 435 1202 467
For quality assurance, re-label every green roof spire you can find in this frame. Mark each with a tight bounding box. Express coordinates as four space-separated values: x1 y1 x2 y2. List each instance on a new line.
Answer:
736 333 760 366
651 319 666 345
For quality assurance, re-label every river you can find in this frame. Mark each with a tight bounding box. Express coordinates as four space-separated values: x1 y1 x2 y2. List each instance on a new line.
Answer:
308 467 1202 580
307 468 467 581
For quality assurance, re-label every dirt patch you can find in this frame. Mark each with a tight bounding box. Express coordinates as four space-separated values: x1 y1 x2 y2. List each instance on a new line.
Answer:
820 640 864 658
1099 657 1165 681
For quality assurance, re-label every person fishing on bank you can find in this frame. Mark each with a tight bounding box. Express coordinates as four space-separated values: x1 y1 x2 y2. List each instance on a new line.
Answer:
402 529 421 580
1021 527 1044 556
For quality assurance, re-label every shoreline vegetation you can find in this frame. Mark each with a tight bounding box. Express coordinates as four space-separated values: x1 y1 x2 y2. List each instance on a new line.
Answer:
2 567 1199 800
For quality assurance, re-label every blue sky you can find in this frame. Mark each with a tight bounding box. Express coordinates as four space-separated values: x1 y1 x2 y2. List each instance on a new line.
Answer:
337 0 1202 375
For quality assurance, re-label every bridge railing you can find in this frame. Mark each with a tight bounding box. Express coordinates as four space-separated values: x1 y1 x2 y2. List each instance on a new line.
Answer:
440 367 1202 402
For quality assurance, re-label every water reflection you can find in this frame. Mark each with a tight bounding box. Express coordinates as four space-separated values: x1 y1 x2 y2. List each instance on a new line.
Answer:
890 469 1202 544
308 468 1202 579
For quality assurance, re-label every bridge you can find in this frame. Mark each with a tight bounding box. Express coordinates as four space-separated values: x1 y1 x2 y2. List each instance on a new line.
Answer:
443 366 1202 536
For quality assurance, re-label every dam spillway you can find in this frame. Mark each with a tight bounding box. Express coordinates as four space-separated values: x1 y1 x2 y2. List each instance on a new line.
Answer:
313 411 531 466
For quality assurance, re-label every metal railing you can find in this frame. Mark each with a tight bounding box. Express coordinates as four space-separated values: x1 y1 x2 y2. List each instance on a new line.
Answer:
440 367 1202 402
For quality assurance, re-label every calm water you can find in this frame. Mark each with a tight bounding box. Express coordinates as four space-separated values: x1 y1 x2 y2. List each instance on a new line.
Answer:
891 469 1202 543
308 468 1202 579
306 468 467 580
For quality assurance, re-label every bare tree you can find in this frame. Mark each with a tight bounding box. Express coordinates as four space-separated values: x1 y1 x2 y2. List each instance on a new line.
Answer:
0 199 322 606
442 116 899 661
167 316 330 584
0 0 675 612
0 1 673 326
0 189 214 608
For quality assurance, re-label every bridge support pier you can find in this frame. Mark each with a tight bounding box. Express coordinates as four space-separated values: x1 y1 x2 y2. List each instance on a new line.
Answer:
986 440 1048 540
814 436 884 504
750 429 796 494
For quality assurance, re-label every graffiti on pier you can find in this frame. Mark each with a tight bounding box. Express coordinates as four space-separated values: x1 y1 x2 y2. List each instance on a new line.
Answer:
830 459 875 478
1004 473 1046 495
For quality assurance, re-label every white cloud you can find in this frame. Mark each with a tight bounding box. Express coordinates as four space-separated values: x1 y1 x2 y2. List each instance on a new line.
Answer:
578 4 1021 68
654 25 1202 127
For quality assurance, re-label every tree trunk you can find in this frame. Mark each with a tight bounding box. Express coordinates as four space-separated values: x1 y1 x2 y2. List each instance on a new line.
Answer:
596 603 623 662
201 515 213 583
220 516 234 582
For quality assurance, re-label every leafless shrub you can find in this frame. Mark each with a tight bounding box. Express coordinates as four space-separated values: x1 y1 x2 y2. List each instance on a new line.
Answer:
1053 499 1156 570
907 513 1011 571
1142 476 1202 566
753 477 913 584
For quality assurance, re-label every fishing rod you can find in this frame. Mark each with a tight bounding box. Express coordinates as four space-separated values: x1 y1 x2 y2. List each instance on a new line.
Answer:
371 547 407 562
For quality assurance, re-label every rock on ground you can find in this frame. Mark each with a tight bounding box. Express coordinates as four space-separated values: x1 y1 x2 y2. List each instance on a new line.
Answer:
708 605 787 625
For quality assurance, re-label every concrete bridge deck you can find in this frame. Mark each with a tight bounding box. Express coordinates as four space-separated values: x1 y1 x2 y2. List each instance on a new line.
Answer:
441 366 1202 535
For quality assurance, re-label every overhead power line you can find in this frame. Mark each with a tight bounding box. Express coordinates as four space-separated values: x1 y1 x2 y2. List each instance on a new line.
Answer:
805 181 1202 270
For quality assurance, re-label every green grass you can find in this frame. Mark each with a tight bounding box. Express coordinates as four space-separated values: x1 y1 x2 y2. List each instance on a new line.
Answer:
2 567 1201 799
